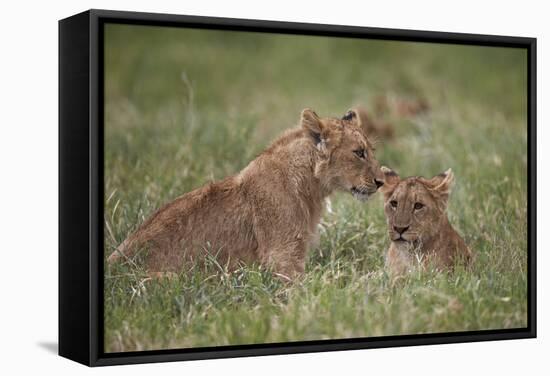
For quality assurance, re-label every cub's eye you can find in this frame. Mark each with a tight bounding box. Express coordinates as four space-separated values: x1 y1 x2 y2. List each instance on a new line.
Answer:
353 149 366 159
390 200 398 208
414 202 424 210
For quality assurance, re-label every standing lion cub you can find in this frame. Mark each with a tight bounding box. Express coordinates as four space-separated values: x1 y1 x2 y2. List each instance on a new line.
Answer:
108 108 384 280
380 167 472 274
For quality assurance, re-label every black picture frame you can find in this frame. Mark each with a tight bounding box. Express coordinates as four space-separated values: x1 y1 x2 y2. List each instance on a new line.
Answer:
59 8 537 367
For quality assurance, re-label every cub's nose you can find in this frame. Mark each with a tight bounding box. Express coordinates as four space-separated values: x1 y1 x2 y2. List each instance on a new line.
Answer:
393 226 409 234
374 179 384 189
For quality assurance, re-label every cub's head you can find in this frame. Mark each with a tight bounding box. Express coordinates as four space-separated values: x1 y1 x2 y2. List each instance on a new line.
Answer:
301 108 384 201
380 167 455 243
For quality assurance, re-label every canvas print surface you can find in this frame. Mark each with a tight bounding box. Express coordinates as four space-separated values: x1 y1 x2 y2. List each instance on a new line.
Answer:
103 23 528 352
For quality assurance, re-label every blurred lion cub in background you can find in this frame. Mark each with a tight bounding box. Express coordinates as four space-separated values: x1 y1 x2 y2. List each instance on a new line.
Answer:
380 167 472 274
108 108 384 280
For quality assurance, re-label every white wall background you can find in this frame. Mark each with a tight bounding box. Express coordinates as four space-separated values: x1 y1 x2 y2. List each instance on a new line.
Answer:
0 0 546 374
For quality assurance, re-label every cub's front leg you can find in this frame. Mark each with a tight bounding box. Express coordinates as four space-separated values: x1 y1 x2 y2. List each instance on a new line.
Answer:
256 233 309 281
386 243 413 275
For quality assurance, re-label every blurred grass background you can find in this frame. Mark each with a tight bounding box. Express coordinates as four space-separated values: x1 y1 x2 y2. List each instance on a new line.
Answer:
103 23 528 352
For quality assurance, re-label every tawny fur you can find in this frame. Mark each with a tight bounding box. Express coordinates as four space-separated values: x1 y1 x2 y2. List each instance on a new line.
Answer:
380 167 472 275
108 108 384 279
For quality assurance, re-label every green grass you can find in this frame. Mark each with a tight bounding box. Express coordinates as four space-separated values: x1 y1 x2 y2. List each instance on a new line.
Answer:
103 24 528 352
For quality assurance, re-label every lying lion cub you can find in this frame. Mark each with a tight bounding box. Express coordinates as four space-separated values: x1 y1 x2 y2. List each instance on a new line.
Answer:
380 167 472 274
108 108 384 280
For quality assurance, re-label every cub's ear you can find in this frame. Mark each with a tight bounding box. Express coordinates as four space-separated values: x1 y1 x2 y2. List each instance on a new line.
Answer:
380 166 400 198
301 108 325 144
342 108 359 123
425 168 455 207
343 107 372 136
342 108 363 129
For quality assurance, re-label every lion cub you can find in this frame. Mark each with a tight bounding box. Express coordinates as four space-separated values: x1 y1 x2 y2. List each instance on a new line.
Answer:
108 108 384 280
380 167 472 274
